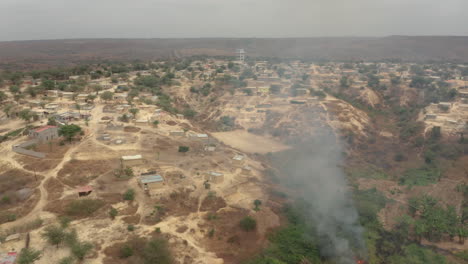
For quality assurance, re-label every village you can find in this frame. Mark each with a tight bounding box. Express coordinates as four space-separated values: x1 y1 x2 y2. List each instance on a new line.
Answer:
0 53 468 264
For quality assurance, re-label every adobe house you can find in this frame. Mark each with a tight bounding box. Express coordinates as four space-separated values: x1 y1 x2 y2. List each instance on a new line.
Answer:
232 154 245 166
139 174 165 191
121 154 144 167
77 185 93 197
29 125 58 142
205 171 224 184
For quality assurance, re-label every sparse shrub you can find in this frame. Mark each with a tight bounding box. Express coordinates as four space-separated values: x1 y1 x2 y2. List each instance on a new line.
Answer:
42 225 66 248
253 199 262 211
58 256 74 264
59 216 71 228
127 225 135 231
17 248 42 264
155 227 161 233
394 153 406 162
109 207 118 219
1 195 11 204
178 146 189 153
6 214 16 222
239 216 257 231
70 241 93 260
123 189 135 201
119 245 134 258
208 228 215 238
65 199 105 217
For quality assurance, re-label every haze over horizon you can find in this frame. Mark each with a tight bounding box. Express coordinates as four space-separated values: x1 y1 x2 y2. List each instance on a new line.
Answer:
1 0 467 41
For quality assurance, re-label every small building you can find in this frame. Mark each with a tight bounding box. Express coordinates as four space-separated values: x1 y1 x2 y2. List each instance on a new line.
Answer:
438 102 452 112
121 154 143 167
61 92 74 99
295 88 308 96
205 171 224 184
29 125 58 142
242 165 252 175
47 90 59 97
232 154 245 165
44 103 60 112
425 114 437 120
170 130 185 137
189 133 209 141
77 185 93 197
134 119 149 126
139 174 165 191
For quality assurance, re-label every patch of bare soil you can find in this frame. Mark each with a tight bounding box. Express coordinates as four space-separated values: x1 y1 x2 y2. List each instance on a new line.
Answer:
200 208 266 264
44 177 64 201
122 214 141 224
123 126 141 133
212 130 289 154
200 196 227 212
142 189 198 225
16 140 73 172
166 120 177 126
57 159 116 187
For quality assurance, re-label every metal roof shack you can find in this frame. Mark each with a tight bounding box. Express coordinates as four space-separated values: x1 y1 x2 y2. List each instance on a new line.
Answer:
34 125 57 133
140 175 164 184
76 185 93 196
122 155 142 161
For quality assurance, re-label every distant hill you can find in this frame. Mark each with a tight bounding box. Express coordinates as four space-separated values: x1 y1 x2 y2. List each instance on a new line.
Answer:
1 36 468 70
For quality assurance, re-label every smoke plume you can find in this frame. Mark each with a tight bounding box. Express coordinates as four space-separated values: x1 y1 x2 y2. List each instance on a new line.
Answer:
271 128 366 264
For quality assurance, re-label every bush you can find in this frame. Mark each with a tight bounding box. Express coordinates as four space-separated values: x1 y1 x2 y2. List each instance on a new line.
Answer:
142 238 173 264
71 241 93 260
17 248 41 264
394 153 406 162
109 207 118 219
178 146 189 153
239 216 257 231
123 189 135 201
119 245 133 258
399 166 441 186
127 224 135 231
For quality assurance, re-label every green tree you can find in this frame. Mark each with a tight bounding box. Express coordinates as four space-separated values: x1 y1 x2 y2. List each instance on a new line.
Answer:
129 108 139 118
71 241 93 260
109 207 118 219
123 189 135 201
178 146 189 153
100 91 114 102
58 256 74 264
59 124 82 142
340 76 350 88
253 199 262 211
17 248 42 264
0 91 7 102
142 238 173 264
42 225 66 248
9 85 20 94
19 109 33 122
239 216 257 231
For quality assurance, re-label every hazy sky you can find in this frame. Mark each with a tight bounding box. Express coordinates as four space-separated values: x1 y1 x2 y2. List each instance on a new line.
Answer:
1 0 467 41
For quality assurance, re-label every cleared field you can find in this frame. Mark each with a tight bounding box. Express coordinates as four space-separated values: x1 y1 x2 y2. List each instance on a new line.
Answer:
212 130 289 154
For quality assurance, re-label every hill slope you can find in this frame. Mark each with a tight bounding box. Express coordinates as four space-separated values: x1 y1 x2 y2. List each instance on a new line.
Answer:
1 36 468 70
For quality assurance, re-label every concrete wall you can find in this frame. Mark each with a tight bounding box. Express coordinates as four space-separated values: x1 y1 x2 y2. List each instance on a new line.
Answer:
12 139 45 158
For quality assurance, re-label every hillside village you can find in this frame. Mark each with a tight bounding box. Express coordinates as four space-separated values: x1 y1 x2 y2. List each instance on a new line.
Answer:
0 56 467 264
